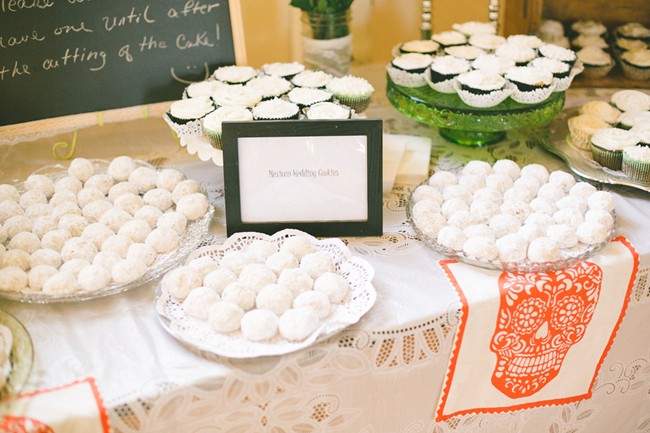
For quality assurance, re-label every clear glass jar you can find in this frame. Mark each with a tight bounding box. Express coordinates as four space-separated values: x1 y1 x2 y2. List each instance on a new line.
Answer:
301 10 352 76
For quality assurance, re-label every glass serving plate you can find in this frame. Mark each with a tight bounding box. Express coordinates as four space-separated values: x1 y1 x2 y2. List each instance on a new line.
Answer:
0 309 33 400
386 75 566 147
540 110 650 193
155 229 377 359
0 160 215 303
406 180 616 273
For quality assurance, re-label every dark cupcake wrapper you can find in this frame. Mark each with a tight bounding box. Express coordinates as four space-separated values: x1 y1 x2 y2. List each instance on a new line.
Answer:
399 47 438 56
391 63 430 74
590 142 623 170
253 111 300 121
508 79 553 93
289 94 334 109
430 69 461 83
622 155 650 183
459 83 505 95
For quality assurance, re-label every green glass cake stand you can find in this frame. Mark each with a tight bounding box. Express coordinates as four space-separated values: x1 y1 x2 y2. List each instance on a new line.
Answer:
386 74 566 146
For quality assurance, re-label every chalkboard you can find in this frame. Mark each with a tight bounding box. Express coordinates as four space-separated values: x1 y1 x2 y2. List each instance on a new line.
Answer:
0 0 246 127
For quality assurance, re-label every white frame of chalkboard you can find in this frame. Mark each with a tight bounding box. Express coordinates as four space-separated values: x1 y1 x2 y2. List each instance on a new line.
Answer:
0 0 247 147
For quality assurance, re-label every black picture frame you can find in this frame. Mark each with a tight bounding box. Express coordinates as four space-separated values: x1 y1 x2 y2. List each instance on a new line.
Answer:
222 119 383 237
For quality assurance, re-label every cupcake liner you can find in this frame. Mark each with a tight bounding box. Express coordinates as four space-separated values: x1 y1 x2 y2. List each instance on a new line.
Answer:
163 114 204 138
424 73 457 94
334 95 370 113
567 118 595 150
386 64 427 88
590 142 623 170
620 60 650 81
509 80 557 104
622 156 650 183
203 128 223 150
453 81 513 108
554 62 584 92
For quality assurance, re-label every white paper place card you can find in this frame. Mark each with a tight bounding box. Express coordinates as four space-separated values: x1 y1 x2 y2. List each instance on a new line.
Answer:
391 134 432 185
382 134 407 193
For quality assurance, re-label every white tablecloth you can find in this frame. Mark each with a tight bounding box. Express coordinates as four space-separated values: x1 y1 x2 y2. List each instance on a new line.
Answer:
1 75 650 433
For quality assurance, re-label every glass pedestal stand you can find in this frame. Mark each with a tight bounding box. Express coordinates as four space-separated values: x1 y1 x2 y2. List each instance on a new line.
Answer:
386 75 565 147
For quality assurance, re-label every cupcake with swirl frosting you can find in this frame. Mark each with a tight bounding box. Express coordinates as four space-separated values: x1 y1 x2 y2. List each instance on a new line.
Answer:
427 55 471 93
590 127 640 170
622 145 650 182
577 47 615 78
325 76 374 113
202 106 253 149
164 96 216 137
620 48 650 81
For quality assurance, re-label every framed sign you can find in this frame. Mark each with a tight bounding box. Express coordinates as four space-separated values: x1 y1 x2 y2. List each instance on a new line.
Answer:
222 119 383 237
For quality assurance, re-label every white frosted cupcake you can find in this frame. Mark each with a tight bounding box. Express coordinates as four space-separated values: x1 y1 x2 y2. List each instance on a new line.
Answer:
538 20 565 39
468 34 506 51
388 53 432 87
261 62 305 79
326 75 375 113
495 43 537 65
305 102 352 120
291 70 333 88
504 66 555 104
590 127 640 170
538 43 578 67
399 39 440 55
431 31 467 48
452 21 496 37
622 145 650 183
611 90 650 112
165 96 216 137
212 85 262 108
472 54 515 75
506 34 545 49
245 75 292 100
617 111 650 130
572 34 609 50
579 101 621 125
529 57 571 79
455 70 511 108
567 114 610 149
202 106 253 149
428 55 471 93
576 47 615 78
620 49 650 81
444 45 486 60
614 38 648 53
213 65 257 84
615 22 650 41
571 20 608 37
287 87 333 108
184 80 225 98
252 98 300 120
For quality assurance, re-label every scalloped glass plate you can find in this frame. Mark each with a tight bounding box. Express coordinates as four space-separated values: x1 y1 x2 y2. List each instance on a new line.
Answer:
0 309 33 400
155 229 377 359
406 179 616 273
539 110 650 193
0 160 215 303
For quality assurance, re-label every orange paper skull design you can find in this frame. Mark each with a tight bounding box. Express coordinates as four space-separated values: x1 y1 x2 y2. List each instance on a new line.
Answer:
0 416 54 433
490 262 602 398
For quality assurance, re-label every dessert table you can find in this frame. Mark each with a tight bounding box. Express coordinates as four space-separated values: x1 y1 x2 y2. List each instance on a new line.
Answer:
1 65 650 433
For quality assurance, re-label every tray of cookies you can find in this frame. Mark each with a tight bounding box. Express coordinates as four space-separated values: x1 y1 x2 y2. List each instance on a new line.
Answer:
155 229 376 358
0 156 214 303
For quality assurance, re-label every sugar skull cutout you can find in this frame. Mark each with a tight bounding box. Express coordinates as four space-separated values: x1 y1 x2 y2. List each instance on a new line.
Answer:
0 416 54 433
490 262 602 398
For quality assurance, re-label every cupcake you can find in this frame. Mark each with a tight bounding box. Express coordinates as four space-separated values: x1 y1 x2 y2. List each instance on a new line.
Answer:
471 54 515 75
391 53 433 74
252 98 300 120
452 21 497 37
431 31 467 48
495 43 537 65
290 70 333 88
538 20 565 40
567 114 611 149
614 38 648 53
399 39 440 55
287 87 333 108
617 110 650 130
212 85 263 108
611 89 650 112
202 106 253 149
631 124 650 147
620 48 650 81
213 65 257 84
589 127 640 170
325 75 374 113
571 34 609 50
454 70 511 108
184 80 225 98
622 145 650 183
444 45 487 60
576 47 615 78
579 100 621 125
261 62 305 79
615 22 650 42
468 34 506 51
504 66 555 104
245 75 292 100
507 34 545 49
528 57 571 79
538 43 578 67
571 20 608 37
427 55 471 93
305 102 352 120
164 96 216 137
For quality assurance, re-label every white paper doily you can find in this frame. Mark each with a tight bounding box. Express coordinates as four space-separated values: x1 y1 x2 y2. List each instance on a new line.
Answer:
155 229 377 359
